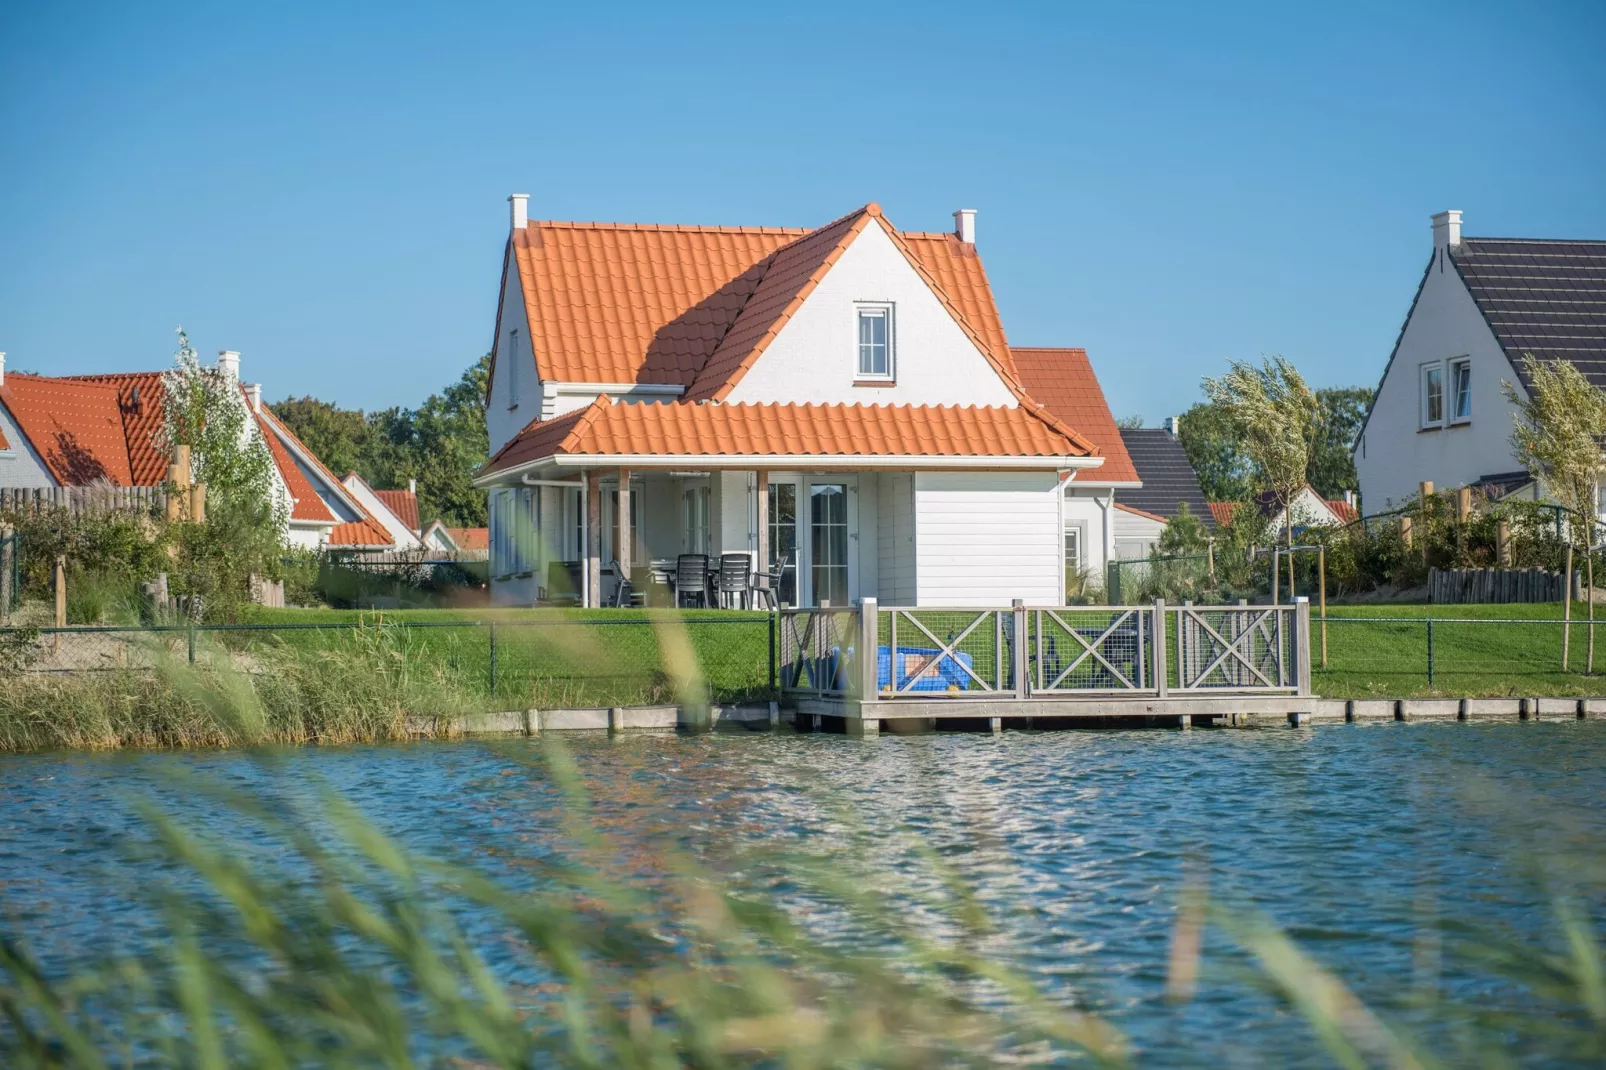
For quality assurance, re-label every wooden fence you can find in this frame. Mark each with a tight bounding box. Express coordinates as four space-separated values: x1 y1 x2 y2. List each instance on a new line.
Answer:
1427 566 1581 604
0 486 167 516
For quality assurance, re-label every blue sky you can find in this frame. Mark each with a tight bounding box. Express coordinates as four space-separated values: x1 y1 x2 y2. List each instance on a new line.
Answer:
2 1 1602 420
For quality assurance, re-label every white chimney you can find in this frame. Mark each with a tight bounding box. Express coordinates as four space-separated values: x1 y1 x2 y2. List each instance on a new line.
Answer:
408 478 417 495
953 208 976 244
245 382 262 413
217 350 240 381
509 193 529 232
0 351 6 387
1432 209 1462 252
1167 415 1180 437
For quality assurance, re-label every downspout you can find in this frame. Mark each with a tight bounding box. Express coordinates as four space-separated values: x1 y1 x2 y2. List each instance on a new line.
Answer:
1097 490 1115 571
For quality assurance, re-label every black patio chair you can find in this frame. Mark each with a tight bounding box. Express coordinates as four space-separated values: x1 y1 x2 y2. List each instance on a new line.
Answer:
753 552 790 610
716 552 753 609
608 560 646 608
675 554 710 608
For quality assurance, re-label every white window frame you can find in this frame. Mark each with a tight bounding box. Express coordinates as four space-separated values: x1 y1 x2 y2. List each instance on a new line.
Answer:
1448 357 1472 424
1064 523 1085 579
1419 361 1445 429
855 303 895 381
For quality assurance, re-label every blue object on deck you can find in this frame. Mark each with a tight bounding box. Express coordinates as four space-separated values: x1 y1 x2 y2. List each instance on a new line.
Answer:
877 645 976 692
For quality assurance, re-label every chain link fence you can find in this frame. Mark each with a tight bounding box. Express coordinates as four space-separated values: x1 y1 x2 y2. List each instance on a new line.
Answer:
1317 614 1606 696
0 615 776 708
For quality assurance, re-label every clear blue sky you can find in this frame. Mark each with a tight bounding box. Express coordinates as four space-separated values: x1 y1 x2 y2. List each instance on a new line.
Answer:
2 1 1602 421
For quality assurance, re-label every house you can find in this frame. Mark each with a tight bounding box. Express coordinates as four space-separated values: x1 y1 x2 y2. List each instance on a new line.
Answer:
1210 486 1354 534
474 197 1140 608
0 350 392 551
1109 419 1216 559
1353 210 1606 510
341 473 424 550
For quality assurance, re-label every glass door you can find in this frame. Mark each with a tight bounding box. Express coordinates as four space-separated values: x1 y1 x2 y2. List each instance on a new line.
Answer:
809 482 848 606
768 481 797 605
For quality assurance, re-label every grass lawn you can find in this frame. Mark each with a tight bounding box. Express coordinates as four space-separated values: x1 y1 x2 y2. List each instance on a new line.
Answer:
1315 601 1606 698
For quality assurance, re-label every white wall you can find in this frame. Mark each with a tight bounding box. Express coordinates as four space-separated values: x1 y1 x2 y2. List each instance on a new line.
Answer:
724 223 1019 408
487 262 537 458
341 476 421 550
1062 491 1110 581
286 526 327 551
1355 251 1526 510
0 400 58 488
876 472 915 604
1112 508 1166 559
914 472 1061 606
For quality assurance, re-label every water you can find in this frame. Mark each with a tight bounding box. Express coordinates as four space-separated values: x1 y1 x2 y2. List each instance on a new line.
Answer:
2 722 1603 1065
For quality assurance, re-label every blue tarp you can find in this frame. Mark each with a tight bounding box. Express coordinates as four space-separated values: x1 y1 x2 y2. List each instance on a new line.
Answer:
878 645 976 692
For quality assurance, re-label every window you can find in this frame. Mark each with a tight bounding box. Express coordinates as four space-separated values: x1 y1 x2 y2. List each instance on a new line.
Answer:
1420 362 1444 428
1450 358 1472 423
810 483 849 606
1064 526 1083 579
768 481 797 605
507 329 520 410
856 304 894 380
684 486 709 554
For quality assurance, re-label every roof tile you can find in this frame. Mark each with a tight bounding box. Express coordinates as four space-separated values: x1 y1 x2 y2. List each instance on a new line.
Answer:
1011 348 1139 485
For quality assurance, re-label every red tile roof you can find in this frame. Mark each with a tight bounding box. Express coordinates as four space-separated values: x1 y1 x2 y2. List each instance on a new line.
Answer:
1326 499 1359 523
373 488 420 531
66 372 170 485
0 373 138 484
446 527 488 551
327 514 394 548
1011 348 1139 485
1208 502 1241 526
484 397 1093 476
1114 502 1169 524
255 411 337 523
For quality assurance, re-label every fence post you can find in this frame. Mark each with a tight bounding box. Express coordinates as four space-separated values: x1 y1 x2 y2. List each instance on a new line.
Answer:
187 620 196 665
1426 617 1435 689
1294 597 1311 696
1012 598 1027 699
1152 598 1168 698
489 622 499 696
768 610 777 696
0 524 12 625
858 597 878 705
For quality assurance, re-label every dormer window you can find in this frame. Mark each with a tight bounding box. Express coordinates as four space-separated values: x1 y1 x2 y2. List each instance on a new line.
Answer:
856 304 894 381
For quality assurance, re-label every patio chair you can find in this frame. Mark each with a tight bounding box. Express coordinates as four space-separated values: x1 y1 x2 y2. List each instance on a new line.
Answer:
752 552 790 610
545 560 583 605
716 552 754 609
608 560 645 608
675 554 710 608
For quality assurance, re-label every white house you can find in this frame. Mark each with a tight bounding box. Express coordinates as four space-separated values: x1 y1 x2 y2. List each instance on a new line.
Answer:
474 197 1157 608
1353 210 1606 511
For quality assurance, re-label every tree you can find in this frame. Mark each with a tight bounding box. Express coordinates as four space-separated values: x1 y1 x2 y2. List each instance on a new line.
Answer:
1201 357 1320 583
1505 355 1606 548
1115 414 1145 429
1177 401 1256 503
1157 502 1208 556
1307 386 1373 501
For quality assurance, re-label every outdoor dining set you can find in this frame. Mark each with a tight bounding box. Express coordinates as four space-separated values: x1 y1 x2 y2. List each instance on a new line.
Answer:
543 553 789 609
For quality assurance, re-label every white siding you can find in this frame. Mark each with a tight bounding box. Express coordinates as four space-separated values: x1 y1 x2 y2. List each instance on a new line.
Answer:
723 222 1019 408
487 262 537 458
1113 508 1166 559
340 476 420 550
913 472 1061 606
1062 492 1109 580
1355 249 1526 510
876 472 915 604
0 400 58 488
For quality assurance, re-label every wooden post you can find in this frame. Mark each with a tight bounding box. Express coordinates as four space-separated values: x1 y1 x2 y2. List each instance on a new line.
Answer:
1152 598 1168 698
755 470 770 598
1287 545 1296 602
1497 519 1512 567
1294 597 1312 697
1563 544 1574 671
0 522 11 626
1419 481 1433 565
1400 515 1413 550
1270 549 1279 606
165 463 185 523
1207 538 1216 587
189 482 206 525
1012 598 1028 699
1318 546 1328 668
858 597 878 704
1589 551 1596 676
615 467 631 594
54 554 66 652
1456 486 1471 522
585 470 602 608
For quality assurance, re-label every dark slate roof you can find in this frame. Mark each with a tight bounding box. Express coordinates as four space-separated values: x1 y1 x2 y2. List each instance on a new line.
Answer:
1451 238 1606 388
1118 429 1215 527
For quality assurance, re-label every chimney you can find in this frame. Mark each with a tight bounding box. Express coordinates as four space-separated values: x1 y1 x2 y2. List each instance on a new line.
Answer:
1344 489 1356 507
246 382 262 413
216 350 240 381
408 478 417 495
1167 415 1180 437
509 193 529 232
953 208 976 245
0 351 6 387
1432 209 1462 253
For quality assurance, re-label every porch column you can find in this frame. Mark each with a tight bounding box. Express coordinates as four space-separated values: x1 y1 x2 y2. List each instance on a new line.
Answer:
755 470 769 580
585 469 602 608
615 467 631 578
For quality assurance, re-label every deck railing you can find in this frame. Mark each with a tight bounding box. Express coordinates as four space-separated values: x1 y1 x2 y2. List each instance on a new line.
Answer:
779 598 1311 701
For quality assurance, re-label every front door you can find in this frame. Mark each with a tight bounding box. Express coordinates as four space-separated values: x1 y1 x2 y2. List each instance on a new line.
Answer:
808 480 850 606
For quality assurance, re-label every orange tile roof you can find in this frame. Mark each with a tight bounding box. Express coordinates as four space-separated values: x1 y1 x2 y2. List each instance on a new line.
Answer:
484 397 1093 476
1011 348 1140 485
255 409 338 523
1208 502 1243 526
446 527 488 551
0 373 137 484
373 488 420 531
1114 502 1169 524
327 514 394 548
66 372 170 485
1326 499 1359 523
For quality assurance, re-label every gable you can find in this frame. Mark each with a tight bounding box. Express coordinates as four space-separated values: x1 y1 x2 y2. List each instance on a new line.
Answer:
720 219 1019 407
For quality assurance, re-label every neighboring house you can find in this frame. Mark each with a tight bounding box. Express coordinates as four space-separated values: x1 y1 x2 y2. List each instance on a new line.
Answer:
474 197 1123 608
0 351 391 551
442 527 489 557
1112 420 1216 559
341 473 424 550
1210 486 1353 534
1353 210 1606 510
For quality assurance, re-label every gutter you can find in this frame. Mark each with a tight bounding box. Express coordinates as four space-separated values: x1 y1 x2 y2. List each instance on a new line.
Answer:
476 453 1105 487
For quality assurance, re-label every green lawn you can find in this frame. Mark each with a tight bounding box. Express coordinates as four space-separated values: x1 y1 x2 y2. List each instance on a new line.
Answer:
1315 601 1606 698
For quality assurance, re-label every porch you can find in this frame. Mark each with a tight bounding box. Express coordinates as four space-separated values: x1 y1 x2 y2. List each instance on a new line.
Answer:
487 466 1071 609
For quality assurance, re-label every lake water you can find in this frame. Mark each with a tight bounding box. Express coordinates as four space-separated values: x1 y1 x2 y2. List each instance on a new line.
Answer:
2 722 1603 1065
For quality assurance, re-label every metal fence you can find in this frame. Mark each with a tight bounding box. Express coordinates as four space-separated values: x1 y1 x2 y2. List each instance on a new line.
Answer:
0 615 777 707
780 599 1308 701
1317 614 1606 692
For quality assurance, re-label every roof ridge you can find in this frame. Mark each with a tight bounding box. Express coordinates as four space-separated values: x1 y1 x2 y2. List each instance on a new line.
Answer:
1460 236 1606 246
528 219 815 236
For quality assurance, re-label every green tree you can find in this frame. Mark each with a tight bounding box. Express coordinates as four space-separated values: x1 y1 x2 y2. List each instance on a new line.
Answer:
1201 357 1320 571
1177 401 1255 503
1504 355 1606 549
1307 386 1373 501
1115 414 1145 429
1157 502 1208 555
